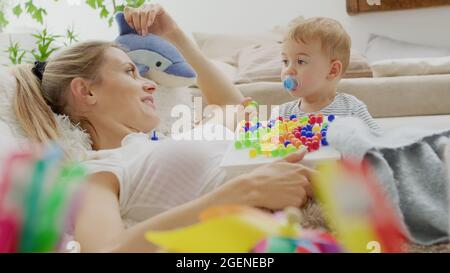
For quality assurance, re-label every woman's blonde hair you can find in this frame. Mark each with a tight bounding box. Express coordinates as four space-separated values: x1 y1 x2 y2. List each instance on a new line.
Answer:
10 41 122 143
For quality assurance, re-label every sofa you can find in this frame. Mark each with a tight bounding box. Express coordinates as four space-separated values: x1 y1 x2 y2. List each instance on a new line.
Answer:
188 31 450 133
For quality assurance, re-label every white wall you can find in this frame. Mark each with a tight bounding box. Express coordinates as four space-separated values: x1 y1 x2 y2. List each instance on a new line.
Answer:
4 0 450 53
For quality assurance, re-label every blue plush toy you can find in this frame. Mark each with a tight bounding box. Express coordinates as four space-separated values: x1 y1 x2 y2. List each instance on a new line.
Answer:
115 12 197 88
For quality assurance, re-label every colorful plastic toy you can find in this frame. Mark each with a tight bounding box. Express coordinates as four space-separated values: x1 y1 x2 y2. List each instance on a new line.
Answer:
234 112 335 158
0 144 87 253
150 131 159 141
312 159 407 253
145 205 343 253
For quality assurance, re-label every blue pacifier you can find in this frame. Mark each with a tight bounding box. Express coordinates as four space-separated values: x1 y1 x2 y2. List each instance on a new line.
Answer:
283 76 301 98
283 77 299 91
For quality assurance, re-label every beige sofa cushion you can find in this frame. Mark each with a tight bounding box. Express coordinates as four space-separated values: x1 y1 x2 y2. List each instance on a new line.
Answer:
371 56 450 77
191 74 450 118
192 32 281 63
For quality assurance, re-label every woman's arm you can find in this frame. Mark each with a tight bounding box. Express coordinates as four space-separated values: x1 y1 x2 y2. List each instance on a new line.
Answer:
75 152 314 252
124 4 244 106
75 172 246 252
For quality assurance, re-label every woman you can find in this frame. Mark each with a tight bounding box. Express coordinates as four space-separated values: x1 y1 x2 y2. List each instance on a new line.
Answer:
11 4 314 252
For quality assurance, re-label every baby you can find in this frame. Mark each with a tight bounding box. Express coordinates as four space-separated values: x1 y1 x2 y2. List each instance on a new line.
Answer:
271 17 381 133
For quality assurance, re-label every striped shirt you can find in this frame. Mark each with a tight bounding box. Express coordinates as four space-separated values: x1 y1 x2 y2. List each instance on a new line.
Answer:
271 92 381 133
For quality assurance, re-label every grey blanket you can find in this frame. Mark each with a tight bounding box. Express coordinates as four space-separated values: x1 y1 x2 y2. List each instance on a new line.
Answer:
327 117 450 246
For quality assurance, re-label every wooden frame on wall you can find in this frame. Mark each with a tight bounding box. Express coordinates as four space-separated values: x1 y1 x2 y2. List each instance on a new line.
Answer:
347 0 450 15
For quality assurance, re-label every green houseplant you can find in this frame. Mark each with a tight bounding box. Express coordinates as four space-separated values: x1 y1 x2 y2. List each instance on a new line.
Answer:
1 0 149 64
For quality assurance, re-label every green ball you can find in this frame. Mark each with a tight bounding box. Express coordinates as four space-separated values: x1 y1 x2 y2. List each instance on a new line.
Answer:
234 141 243 150
244 139 252 148
254 144 262 154
279 148 288 157
271 149 280 157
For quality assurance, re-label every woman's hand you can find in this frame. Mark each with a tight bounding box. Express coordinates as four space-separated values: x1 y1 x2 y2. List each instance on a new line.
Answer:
224 150 316 211
124 3 180 39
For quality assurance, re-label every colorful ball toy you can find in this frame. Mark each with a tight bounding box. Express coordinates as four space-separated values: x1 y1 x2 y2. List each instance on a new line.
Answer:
234 110 336 158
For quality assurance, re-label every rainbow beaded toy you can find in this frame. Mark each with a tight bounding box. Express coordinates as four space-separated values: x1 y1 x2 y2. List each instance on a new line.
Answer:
234 111 336 158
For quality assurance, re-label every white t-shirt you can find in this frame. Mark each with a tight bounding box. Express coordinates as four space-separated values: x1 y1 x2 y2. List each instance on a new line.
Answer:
83 126 232 228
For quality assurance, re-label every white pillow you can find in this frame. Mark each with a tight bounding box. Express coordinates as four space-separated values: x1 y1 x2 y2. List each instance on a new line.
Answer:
0 120 21 162
0 67 92 161
371 56 450 77
365 34 450 63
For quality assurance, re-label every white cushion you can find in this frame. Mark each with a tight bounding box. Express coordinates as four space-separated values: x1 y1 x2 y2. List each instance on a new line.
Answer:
365 34 450 63
371 56 450 77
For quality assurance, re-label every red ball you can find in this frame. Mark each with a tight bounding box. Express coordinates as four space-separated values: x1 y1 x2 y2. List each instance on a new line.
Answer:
294 132 302 139
245 121 251 128
312 141 320 150
300 136 307 143
316 116 323 124
278 116 284 121
309 116 316 125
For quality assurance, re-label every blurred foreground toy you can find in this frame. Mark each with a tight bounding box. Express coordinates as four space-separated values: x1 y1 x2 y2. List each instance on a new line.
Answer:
145 205 342 253
0 143 87 253
312 159 407 253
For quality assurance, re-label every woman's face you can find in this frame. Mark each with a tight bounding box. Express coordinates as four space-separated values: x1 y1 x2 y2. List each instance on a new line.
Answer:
90 47 160 133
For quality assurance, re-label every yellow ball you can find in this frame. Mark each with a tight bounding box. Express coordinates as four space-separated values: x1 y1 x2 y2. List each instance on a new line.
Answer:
249 149 258 158
312 125 320 133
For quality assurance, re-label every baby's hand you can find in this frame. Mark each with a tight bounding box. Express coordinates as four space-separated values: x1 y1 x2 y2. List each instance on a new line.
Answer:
239 97 259 122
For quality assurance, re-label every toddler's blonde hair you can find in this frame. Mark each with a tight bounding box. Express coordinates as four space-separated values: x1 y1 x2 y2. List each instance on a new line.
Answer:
285 17 351 73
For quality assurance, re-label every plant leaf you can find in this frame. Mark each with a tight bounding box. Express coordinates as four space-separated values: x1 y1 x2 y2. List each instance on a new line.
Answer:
13 4 23 17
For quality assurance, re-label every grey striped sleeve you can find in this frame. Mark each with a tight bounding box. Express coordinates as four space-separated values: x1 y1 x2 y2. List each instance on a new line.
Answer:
271 93 382 134
352 104 382 134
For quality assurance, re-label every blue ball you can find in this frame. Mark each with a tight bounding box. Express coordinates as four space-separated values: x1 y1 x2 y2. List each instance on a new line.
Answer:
289 114 297 120
321 131 327 137
244 127 249 132
284 141 291 147
301 131 307 137
306 132 314 138
328 115 335 122
321 139 329 146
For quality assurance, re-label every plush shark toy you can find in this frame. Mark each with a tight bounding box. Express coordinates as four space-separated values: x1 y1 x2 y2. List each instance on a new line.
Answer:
115 12 197 88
